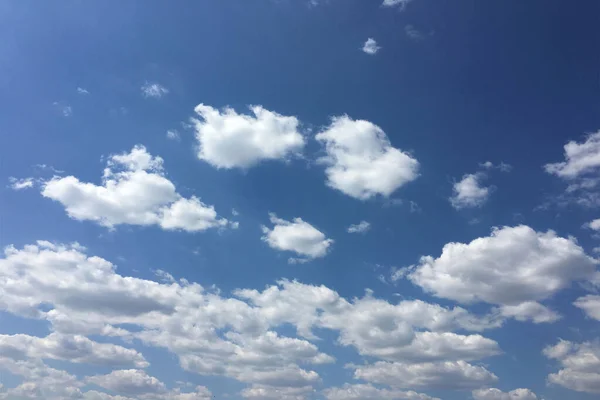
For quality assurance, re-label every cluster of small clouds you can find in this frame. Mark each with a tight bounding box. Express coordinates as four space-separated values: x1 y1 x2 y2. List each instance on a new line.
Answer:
0 240 525 399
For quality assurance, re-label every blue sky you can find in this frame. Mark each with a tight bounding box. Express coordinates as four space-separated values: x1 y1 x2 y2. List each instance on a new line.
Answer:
1 0 600 399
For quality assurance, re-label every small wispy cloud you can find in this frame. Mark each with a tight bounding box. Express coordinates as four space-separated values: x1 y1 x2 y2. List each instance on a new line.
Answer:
76 87 89 95
8 177 34 190
480 161 513 172
53 102 72 117
347 221 371 234
382 0 412 9
141 82 169 99
362 38 381 55
166 129 181 141
34 164 64 174
405 25 424 40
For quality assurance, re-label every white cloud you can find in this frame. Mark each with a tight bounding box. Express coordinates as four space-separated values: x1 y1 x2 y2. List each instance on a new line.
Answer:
574 295 600 320
77 87 89 95
316 116 419 200
545 131 600 179
498 301 561 323
241 385 313 400
450 173 490 209
8 177 34 190
40 145 233 232
53 101 73 117
353 360 498 390
0 333 148 368
166 130 181 141
405 25 425 41
324 383 439 400
87 369 167 395
383 0 412 9
141 82 169 98
193 104 305 169
408 225 596 321
472 388 538 400
544 339 600 394
261 214 333 261
347 220 371 234
362 38 381 55
585 218 600 230
0 242 510 397
480 161 513 172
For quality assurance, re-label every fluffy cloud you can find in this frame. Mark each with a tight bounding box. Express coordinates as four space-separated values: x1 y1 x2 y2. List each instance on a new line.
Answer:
41 145 233 232
0 242 507 398
544 339 600 394
353 360 498 390
193 104 305 169
87 369 167 395
316 116 419 200
408 225 596 321
0 333 148 368
472 388 538 400
261 214 333 262
362 38 381 55
141 82 169 98
241 385 313 400
323 383 439 400
8 176 34 190
450 173 490 209
347 220 371 234
498 301 561 323
574 295 600 320
545 131 600 179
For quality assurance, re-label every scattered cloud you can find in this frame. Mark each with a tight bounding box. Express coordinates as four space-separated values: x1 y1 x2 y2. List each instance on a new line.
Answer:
574 295 600 320
0 242 541 398
53 101 72 117
316 115 419 200
166 130 180 141
480 161 513 172
472 388 539 400
353 360 498 390
8 177 34 190
141 82 169 98
405 25 425 40
545 131 600 179
40 145 234 232
193 104 305 169
544 339 600 394
408 225 596 322
0 333 148 368
450 173 491 209
382 0 413 9
362 38 381 55
87 369 167 395
347 220 371 234
34 164 64 174
543 131 600 207
323 383 439 400
77 87 89 95
261 213 333 261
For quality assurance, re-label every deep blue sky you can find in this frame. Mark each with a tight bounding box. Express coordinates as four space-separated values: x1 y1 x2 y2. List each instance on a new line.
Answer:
1 1 600 399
